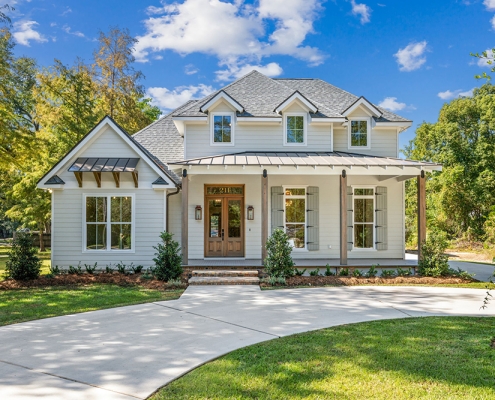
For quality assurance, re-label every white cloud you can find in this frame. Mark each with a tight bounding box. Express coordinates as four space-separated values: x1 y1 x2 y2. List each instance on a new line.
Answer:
378 97 406 112
147 84 215 111
134 0 324 68
477 48 494 67
216 61 283 81
60 7 72 16
484 0 495 11
62 25 85 38
491 15 495 29
437 88 474 100
12 20 47 46
184 64 199 75
394 41 428 72
350 0 371 24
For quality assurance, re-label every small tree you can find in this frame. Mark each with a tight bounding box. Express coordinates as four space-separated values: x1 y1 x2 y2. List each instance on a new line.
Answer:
153 231 182 281
5 231 41 280
264 229 295 278
418 230 450 277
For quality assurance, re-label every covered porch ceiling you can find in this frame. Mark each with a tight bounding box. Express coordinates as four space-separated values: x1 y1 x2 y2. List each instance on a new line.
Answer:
169 151 442 178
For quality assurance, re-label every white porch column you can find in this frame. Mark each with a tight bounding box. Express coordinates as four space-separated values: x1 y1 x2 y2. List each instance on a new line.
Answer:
417 170 426 261
340 170 347 265
181 169 188 265
261 169 268 262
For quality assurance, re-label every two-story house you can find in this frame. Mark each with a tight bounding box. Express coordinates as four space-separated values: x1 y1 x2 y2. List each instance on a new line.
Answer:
38 71 441 269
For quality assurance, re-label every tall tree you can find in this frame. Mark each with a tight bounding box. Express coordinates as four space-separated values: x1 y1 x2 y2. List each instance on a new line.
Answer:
471 48 495 81
92 27 160 133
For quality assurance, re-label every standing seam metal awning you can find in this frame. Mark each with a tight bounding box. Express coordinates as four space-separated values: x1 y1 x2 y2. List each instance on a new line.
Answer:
68 158 140 172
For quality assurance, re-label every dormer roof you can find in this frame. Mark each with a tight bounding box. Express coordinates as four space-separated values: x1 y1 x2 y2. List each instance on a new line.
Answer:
274 90 318 114
199 90 244 113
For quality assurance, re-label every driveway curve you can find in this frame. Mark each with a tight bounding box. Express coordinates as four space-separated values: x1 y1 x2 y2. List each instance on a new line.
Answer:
1 285 494 399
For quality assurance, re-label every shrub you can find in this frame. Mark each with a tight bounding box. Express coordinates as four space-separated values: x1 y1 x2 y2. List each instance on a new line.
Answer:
309 268 320 276
5 232 42 280
325 265 335 276
418 231 450 277
339 268 349 276
262 276 286 286
85 263 97 274
294 268 306 276
116 261 128 275
263 229 295 278
365 265 379 278
165 278 185 288
381 269 396 277
68 264 83 275
153 231 183 281
131 265 144 274
352 269 363 277
397 267 412 276
50 265 61 275
105 265 114 274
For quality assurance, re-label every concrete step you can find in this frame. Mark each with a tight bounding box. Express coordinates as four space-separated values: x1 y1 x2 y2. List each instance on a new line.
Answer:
188 276 260 285
191 270 259 277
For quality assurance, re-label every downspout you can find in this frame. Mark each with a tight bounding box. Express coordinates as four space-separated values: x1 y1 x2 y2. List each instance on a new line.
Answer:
166 186 181 232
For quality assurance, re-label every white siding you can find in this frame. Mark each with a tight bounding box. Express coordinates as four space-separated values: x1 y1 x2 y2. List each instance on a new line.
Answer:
186 173 404 260
333 127 398 157
51 125 172 268
168 190 182 245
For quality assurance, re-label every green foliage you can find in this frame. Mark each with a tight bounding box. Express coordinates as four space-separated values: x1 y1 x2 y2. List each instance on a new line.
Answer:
131 264 144 274
84 263 97 274
418 231 450 277
352 269 363 277
325 265 335 276
397 267 412 277
116 261 128 275
404 83 495 242
5 232 41 280
263 229 295 278
68 264 83 275
484 206 495 246
471 48 494 80
50 264 61 275
293 268 306 276
262 276 287 286
339 268 349 276
105 265 114 273
365 265 379 278
381 269 396 277
153 231 183 281
309 268 320 276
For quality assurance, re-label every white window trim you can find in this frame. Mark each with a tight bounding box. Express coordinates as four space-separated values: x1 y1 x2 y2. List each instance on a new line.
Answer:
283 113 308 146
283 185 308 251
348 117 371 150
210 112 235 146
351 185 376 251
82 193 136 253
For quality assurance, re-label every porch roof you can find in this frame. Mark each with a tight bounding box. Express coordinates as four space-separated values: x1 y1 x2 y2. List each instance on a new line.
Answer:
169 151 442 171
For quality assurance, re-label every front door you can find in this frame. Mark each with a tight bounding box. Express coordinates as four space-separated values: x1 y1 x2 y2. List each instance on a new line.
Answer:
205 186 244 257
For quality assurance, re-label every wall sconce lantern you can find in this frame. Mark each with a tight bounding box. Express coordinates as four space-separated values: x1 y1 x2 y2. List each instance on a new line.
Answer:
247 205 254 220
195 205 202 220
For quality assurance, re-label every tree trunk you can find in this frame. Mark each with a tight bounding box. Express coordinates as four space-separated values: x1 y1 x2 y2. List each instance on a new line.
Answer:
38 223 45 252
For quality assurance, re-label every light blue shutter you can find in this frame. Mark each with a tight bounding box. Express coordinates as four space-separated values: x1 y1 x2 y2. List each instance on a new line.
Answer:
307 186 319 251
375 186 388 250
347 186 353 251
271 187 284 234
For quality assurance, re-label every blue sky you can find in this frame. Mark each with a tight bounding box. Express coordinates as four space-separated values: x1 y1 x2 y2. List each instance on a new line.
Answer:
3 0 495 151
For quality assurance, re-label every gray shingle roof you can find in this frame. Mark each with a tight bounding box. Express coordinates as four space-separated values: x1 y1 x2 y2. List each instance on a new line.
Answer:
172 71 410 122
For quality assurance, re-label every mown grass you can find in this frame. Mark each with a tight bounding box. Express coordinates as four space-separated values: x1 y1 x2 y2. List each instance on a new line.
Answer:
0 285 183 326
153 317 495 400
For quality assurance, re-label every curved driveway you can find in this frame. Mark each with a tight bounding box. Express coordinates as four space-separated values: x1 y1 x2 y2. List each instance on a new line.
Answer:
1 285 494 399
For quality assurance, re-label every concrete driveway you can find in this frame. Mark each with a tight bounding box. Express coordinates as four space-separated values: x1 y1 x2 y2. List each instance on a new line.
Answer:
0 285 494 399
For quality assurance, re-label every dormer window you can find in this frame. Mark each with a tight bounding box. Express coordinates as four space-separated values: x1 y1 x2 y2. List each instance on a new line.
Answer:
348 118 370 149
210 112 234 145
284 113 307 146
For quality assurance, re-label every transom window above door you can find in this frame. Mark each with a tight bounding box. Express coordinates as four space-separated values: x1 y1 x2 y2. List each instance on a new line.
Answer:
211 113 234 145
349 119 370 149
285 114 307 145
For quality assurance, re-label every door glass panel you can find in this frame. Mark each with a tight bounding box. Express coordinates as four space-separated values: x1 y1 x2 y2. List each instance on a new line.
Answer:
228 200 241 238
209 199 222 238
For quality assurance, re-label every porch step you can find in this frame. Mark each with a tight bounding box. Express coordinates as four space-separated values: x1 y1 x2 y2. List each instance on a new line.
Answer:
192 269 259 277
188 276 260 285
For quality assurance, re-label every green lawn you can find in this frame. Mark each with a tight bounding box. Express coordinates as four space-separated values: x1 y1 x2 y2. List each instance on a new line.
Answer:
153 317 495 400
0 285 183 326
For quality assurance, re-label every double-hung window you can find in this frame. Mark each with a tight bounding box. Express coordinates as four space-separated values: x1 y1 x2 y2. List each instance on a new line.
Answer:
349 119 370 149
353 188 374 249
285 114 306 145
85 195 133 251
211 113 234 145
284 188 306 249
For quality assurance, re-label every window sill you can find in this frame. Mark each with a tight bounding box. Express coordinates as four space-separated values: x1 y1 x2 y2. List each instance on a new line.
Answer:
210 142 234 146
83 249 136 254
350 248 377 252
349 146 371 150
284 143 307 146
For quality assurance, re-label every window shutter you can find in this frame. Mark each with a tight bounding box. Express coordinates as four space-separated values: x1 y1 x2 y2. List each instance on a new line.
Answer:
347 186 353 251
375 186 388 251
307 186 319 251
271 186 284 234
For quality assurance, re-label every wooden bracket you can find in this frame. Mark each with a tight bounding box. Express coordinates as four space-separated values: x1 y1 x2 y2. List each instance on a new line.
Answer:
74 172 83 188
112 172 120 188
93 172 102 188
131 171 138 188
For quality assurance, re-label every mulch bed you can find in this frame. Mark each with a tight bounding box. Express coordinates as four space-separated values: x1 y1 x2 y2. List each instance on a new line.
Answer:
261 275 476 288
0 273 187 290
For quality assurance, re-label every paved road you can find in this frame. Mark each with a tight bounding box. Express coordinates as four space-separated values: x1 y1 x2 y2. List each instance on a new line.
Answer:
0 285 494 399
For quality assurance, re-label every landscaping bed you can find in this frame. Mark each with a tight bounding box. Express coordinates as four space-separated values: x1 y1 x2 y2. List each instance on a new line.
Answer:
0 272 187 290
260 275 477 288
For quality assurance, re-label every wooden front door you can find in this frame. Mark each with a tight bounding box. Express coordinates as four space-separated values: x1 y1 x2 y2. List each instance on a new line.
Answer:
205 186 244 257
